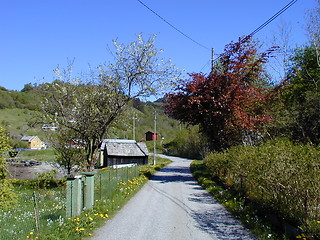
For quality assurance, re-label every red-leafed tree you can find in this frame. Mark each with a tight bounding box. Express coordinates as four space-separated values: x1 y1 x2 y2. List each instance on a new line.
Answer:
165 37 276 151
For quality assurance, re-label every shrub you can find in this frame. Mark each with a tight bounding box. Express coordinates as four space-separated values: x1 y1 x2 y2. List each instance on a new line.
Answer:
204 138 320 237
164 126 209 159
0 126 18 209
29 170 63 189
0 179 17 209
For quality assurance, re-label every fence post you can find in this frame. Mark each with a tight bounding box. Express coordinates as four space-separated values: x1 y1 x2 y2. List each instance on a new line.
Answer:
66 175 83 218
82 172 95 210
33 191 40 233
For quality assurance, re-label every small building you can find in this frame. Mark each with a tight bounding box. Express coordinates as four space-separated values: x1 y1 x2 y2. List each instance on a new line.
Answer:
145 131 158 141
20 136 44 150
98 139 149 167
42 123 58 131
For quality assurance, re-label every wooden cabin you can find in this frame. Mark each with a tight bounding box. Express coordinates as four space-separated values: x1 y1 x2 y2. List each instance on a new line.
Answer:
98 139 149 167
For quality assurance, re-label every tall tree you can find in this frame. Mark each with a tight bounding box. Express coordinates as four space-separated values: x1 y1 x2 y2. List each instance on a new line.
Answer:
165 37 275 151
266 3 320 145
41 34 179 171
275 45 320 145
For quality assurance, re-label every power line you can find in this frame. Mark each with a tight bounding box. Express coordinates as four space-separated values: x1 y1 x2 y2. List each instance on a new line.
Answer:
136 0 211 51
248 0 298 39
136 0 298 72
216 0 298 65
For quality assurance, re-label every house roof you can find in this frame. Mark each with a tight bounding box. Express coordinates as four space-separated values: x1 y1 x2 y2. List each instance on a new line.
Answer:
101 139 149 157
21 136 40 142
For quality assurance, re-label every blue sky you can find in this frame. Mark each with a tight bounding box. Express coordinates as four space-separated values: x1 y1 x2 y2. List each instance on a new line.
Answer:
1 0 317 91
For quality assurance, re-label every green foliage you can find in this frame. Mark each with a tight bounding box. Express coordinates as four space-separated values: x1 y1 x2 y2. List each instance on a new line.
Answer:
0 126 18 209
204 139 320 238
163 125 209 159
0 87 41 110
270 45 320 145
0 126 10 179
190 160 286 240
0 179 18 209
29 170 60 189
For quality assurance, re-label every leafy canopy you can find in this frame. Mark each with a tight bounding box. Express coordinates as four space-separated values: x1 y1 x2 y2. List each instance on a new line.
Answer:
165 37 275 150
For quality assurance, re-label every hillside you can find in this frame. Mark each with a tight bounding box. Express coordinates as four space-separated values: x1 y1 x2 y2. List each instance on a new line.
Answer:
0 85 183 148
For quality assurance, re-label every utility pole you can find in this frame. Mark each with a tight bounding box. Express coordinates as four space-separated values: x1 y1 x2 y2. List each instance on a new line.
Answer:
153 110 157 165
132 113 136 140
211 48 215 73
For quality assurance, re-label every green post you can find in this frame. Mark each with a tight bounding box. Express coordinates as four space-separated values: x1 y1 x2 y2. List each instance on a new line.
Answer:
82 172 95 210
66 175 83 218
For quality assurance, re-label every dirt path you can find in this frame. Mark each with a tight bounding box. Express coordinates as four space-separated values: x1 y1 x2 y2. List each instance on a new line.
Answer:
92 155 257 240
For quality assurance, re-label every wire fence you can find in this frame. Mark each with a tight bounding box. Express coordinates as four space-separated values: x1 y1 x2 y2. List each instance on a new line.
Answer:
95 165 139 201
0 165 140 240
0 188 66 240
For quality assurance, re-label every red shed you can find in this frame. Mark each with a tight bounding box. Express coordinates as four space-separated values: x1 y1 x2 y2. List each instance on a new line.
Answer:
145 131 158 141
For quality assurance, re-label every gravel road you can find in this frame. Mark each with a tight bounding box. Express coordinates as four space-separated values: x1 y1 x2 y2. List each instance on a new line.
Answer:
92 155 257 240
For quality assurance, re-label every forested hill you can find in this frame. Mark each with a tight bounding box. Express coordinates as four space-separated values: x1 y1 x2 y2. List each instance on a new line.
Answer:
0 84 41 110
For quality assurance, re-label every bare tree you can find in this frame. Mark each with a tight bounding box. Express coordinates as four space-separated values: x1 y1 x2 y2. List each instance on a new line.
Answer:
266 19 293 83
306 0 320 67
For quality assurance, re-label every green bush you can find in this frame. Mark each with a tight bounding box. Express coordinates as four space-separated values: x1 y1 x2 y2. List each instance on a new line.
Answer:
0 179 18 209
29 170 65 189
204 138 320 237
164 126 210 159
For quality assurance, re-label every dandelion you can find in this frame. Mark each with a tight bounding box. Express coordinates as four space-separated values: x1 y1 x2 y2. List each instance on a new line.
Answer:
76 227 85 231
29 232 34 235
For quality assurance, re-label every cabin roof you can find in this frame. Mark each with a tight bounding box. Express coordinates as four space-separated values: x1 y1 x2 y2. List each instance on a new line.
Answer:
101 139 149 157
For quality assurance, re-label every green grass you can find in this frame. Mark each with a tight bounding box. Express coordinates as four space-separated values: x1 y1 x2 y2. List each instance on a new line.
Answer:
0 186 66 240
0 109 44 138
18 149 57 162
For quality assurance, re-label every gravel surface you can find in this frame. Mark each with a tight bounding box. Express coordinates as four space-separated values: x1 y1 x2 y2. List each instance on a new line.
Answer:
92 155 257 240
